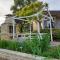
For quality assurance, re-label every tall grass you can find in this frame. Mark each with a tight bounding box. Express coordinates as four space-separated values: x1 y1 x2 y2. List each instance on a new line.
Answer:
22 34 50 55
0 34 51 58
0 40 22 51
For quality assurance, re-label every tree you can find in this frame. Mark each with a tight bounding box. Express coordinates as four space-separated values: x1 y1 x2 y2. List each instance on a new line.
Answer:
11 0 48 34
11 0 37 14
16 1 44 17
15 1 45 33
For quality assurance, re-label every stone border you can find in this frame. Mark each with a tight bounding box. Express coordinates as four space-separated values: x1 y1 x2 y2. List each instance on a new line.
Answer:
0 49 45 60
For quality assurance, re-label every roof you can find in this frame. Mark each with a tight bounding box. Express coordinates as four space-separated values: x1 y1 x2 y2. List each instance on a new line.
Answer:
44 10 60 18
5 14 13 17
50 10 60 18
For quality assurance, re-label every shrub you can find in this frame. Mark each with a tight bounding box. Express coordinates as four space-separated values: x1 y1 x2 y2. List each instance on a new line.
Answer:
53 29 60 40
0 40 22 51
42 46 60 59
40 34 50 52
40 29 50 33
22 34 50 55
0 40 9 49
0 34 50 58
7 41 18 50
40 28 60 40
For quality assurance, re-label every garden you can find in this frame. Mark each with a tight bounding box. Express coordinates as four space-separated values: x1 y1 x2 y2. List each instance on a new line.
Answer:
41 28 60 41
0 33 60 59
0 0 60 59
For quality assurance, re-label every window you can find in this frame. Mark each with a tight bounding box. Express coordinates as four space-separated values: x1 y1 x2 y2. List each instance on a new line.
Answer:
9 26 13 33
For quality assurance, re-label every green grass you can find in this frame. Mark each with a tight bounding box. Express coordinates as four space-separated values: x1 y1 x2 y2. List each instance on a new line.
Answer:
42 46 60 59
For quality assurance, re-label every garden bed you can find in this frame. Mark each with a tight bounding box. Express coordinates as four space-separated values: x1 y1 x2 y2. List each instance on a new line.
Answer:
0 34 60 59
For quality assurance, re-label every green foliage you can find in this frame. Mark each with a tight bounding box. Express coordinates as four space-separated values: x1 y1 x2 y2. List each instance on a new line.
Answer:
0 34 50 54
1 34 60 59
22 34 50 55
40 29 60 40
0 40 22 51
16 1 44 16
42 46 60 59
53 29 60 40
40 29 50 33
11 0 37 13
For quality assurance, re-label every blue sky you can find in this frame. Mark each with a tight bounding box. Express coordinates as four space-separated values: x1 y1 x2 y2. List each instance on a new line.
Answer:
0 0 60 25
39 0 60 10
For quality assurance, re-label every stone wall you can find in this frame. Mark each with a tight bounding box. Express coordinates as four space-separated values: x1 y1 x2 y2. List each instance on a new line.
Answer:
0 49 45 60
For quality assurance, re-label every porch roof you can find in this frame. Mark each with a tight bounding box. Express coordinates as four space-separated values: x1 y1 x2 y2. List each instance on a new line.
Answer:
50 10 60 18
44 10 60 18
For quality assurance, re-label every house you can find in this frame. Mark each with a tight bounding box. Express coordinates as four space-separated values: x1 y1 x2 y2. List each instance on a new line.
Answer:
0 10 60 40
42 10 60 29
0 14 31 40
1 14 14 40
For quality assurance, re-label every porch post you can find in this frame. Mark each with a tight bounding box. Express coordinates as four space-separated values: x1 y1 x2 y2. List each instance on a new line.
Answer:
13 19 15 39
48 11 53 42
37 15 42 39
50 18 53 42
37 15 40 34
45 5 53 42
30 23 31 40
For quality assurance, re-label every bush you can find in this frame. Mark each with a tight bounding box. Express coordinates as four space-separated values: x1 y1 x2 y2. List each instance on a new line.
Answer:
0 40 22 51
53 29 60 40
0 34 50 58
0 34 50 55
40 29 60 40
40 29 50 33
1 34 60 59
0 40 8 48
22 34 50 55
42 46 60 59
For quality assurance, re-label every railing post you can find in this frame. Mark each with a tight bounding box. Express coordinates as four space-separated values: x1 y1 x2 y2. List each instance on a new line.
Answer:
37 15 42 39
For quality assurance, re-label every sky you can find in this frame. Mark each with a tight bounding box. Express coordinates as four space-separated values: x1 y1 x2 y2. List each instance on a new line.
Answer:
0 0 14 25
0 0 60 25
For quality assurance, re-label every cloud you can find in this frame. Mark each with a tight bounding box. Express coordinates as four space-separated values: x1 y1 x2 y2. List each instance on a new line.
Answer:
0 0 14 16
0 16 5 26
0 0 14 25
